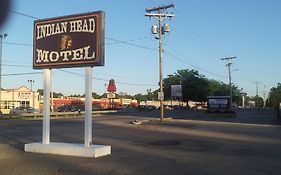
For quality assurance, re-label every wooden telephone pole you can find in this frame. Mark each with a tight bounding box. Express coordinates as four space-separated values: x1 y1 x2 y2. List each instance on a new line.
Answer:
145 4 175 121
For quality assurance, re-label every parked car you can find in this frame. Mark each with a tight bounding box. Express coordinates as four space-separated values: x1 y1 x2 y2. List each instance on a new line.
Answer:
10 106 40 115
138 105 157 111
57 105 76 112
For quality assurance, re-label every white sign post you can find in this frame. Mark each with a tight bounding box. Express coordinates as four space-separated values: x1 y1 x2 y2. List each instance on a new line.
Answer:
43 69 51 144
85 67 92 147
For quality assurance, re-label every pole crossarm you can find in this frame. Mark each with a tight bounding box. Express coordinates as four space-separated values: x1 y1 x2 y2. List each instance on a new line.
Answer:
221 56 236 61
145 3 175 13
145 13 175 18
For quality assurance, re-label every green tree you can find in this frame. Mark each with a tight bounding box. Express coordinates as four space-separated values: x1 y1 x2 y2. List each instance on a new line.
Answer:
70 94 83 97
92 92 101 99
164 69 210 102
132 89 158 102
37 89 63 98
134 93 146 102
146 89 157 101
116 92 133 99
163 69 242 103
208 80 229 96
37 89 43 96
268 83 281 107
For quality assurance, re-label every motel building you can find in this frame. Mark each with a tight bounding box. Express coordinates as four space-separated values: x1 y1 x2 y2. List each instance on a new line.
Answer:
0 86 40 114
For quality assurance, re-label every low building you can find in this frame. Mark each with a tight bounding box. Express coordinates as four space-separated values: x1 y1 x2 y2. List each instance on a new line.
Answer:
1 86 40 114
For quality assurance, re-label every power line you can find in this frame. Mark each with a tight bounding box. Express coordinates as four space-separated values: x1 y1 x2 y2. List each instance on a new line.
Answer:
2 62 156 82
2 72 42 76
164 50 226 79
163 41 226 79
163 42 266 85
94 72 154 81
174 7 233 56
4 37 156 54
3 42 33 47
9 10 39 20
60 70 157 87
3 64 31 68
9 10 158 51
106 36 150 45
106 37 157 51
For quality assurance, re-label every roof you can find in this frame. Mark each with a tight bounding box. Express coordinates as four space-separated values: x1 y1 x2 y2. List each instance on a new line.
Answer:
4 86 31 92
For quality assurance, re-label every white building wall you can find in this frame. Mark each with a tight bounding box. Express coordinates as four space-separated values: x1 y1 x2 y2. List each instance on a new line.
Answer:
0 86 40 114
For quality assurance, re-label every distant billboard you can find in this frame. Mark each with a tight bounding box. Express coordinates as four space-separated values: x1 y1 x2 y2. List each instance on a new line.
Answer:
33 11 105 69
171 85 182 97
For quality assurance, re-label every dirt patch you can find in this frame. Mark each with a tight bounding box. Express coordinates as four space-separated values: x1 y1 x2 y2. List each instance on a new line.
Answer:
0 144 19 160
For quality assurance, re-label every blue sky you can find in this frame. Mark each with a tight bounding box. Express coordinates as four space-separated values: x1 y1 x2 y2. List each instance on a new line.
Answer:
0 0 280 97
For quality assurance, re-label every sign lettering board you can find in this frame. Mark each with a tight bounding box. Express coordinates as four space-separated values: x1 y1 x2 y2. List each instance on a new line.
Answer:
107 93 116 99
171 85 182 97
33 11 105 69
18 92 31 100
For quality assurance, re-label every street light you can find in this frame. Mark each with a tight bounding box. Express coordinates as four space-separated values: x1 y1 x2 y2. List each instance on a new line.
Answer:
28 79 35 108
0 33 8 114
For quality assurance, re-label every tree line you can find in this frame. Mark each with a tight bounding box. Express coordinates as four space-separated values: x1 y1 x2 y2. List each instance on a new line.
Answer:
37 69 281 107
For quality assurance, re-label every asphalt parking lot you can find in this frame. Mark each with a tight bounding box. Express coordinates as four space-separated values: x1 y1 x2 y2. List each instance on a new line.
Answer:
0 109 281 175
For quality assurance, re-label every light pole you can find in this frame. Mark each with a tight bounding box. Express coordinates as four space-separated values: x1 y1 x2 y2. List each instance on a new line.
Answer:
0 33 8 114
240 88 247 108
28 79 35 108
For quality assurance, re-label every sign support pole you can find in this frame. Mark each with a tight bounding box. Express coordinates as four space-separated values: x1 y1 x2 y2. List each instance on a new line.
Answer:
85 67 92 147
43 69 51 144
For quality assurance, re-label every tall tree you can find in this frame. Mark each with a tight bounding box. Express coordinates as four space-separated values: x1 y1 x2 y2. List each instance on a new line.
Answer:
163 69 241 103
268 83 281 107
164 69 209 102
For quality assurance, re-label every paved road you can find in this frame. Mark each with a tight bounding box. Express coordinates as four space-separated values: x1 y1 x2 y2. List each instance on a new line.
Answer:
121 108 281 125
0 109 281 175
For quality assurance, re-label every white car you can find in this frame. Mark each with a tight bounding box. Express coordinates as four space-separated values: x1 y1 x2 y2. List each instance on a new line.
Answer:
10 106 40 115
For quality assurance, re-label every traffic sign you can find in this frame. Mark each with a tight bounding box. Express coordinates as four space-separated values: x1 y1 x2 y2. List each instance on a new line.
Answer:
158 92 164 100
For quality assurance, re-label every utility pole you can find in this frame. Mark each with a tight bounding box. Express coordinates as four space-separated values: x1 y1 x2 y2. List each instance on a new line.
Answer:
221 56 236 109
263 85 266 108
0 33 7 114
254 82 261 107
145 3 175 122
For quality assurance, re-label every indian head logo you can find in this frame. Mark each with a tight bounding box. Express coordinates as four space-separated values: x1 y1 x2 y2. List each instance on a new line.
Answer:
60 35 72 50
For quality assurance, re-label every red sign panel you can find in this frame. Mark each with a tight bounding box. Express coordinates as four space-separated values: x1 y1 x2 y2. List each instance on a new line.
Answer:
33 11 105 69
107 79 116 93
